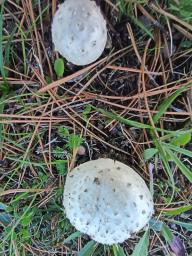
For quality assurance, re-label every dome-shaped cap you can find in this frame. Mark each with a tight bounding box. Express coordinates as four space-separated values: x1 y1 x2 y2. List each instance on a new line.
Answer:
52 0 107 66
63 158 154 245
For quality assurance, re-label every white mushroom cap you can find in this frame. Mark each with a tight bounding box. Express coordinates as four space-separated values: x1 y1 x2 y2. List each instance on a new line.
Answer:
63 158 154 245
52 0 107 66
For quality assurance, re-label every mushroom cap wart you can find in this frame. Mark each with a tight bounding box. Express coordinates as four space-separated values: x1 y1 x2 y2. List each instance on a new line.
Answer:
63 158 154 245
52 0 107 66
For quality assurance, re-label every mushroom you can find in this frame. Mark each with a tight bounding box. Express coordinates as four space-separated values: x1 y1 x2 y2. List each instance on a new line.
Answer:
52 0 107 66
63 158 154 245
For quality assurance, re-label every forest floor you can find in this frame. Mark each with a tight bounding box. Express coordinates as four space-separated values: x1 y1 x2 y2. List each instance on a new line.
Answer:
0 0 192 255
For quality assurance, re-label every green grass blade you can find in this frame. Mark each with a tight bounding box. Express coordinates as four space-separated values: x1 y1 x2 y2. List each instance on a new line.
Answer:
161 224 173 243
93 106 180 134
94 107 153 129
163 205 192 216
15 16 28 75
4 27 17 77
165 148 192 183
64 231 81 244
171 132 191 146
78 240 97 256
144 148 158 160
162 142 192 158
0 96 5 151
0 2 5 80
112 244 127 256
25 4 49 36
20 28 27 75
153 138 175 194
168 220 192 232
130 15 154 39
153 86 188 124
131 230 149 256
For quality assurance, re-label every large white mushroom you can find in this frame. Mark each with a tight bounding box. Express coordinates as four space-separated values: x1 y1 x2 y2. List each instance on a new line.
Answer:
52 0 107 66
63 158 154 245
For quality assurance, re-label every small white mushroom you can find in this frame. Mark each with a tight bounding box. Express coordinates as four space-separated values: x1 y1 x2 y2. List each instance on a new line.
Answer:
52 0 107 66
63 158 154 245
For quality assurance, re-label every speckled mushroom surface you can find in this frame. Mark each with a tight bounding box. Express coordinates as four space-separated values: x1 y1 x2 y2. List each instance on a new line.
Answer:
63 158 154 245
52 0 107 66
